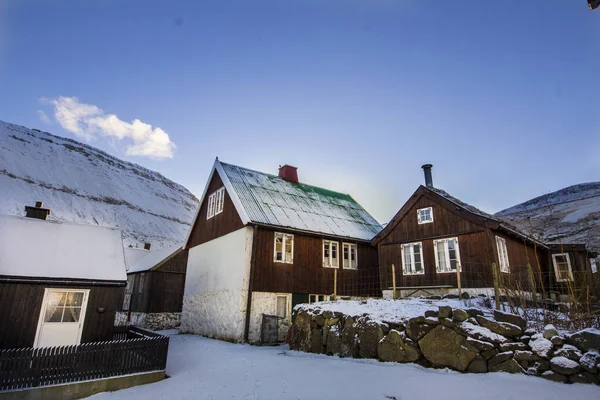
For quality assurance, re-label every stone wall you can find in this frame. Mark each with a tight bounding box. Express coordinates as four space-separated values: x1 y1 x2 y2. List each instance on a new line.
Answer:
290 306 600 385
115 312 181 331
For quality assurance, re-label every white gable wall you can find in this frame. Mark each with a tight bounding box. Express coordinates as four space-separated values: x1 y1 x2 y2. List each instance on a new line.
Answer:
180 226 254 342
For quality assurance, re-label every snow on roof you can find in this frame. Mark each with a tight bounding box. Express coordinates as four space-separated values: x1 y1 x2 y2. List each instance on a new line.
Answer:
126 244 182 273
0 215 126 281
216 161 382 241
124 247 150 270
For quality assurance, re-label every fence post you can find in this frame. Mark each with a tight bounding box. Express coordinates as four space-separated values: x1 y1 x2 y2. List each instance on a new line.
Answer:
392 263 397 300
492 262 500 310
333 268 337 301
456 263 462 299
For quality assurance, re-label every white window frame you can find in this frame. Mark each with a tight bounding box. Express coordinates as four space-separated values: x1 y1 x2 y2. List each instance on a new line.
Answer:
552 253 573 282
591 259 598 274
206 187 225 219
342 243 358 269
309 294 333 304
433 237 461 273
417 207 434 224
401 242 424 275
274 232 294 264
322 240 339 268
495 236 510 274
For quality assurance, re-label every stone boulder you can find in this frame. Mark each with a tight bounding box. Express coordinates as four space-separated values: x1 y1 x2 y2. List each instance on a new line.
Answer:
289 310 312 352
340 316 358 358
377 330 421 363
465 308 484 318
493 310 527 331
466 337 495 352
550 356 581 375
452 309 469 322
569 372 599 385
418 325 479 372
476 316 523 338
311 328 324 354
489 359 524 374
326 327 342 355
356 319 384 359
424 310 437 318
438 306 452 319
568 328 600 352
543 324 559 340
554 344 582 362
406 317 434 342
541 370 568 383
499 342 528 352
489 351 514 368
468 355 488 373
579 351 600 374
514 350 536 362
550 336 565 346
530 338 554 359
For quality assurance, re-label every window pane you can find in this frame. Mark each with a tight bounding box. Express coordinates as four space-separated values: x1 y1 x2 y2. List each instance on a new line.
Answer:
404 248 412 272
66 292 84 307
437 242 447 271
343 245 349 260
324 242 330 258
284 236 293 263
44 304 63 322
350 246 355 261
276 297 287 318
62 307 81 322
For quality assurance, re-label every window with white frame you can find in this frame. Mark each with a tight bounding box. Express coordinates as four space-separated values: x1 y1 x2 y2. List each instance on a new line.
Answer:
433 237 461 273
496 236 510 273
323 240 339 268
309 294 332 303
552 253 573 282
276 296 288 318
591 259 598 274
342 243 358 269
206 187 225 219
137 273 145 294
274 232 294 263
417 207 433 224
401 242 424 275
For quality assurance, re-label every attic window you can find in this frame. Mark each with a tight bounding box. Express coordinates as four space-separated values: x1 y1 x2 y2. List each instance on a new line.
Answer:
417 207 433 224
206 187 225 219
274 232 294 264
552 253 573 282
495 236 510 274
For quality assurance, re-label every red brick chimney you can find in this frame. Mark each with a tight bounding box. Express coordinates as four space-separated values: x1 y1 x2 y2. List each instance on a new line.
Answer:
278 165 298 183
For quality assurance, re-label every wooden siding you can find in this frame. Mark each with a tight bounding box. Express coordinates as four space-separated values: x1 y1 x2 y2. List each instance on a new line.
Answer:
186 172 244 249
0 282 121 349
251 226 380 297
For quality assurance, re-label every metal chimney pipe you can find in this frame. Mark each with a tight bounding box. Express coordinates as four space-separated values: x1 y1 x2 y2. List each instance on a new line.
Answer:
421 164 433 188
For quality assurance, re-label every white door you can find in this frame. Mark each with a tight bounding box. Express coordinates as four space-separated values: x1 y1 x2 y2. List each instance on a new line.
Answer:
34 289 90 348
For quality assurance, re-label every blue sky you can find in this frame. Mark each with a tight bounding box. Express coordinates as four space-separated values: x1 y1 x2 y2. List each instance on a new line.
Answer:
1 0 599 223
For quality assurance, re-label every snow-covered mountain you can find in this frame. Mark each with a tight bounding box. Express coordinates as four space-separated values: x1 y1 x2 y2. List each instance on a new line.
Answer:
495 182 600 253
0 121 199 248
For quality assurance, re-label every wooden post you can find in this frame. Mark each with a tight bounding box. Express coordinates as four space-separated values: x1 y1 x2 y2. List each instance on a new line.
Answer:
456 263 462 299
392 263 397 300
333 268 337 301
492 262 500 310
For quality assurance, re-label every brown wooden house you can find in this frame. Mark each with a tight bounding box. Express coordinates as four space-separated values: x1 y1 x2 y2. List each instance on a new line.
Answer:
117 245 188 331
181 159 382 344
372 165 595 299
0 207 126 349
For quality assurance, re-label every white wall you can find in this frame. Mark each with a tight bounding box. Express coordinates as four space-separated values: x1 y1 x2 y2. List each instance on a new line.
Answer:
180 227 254 342
248 292 292 344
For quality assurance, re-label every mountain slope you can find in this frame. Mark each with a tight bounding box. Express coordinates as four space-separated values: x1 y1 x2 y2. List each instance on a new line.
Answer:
495 182 600 253
0 121 199 248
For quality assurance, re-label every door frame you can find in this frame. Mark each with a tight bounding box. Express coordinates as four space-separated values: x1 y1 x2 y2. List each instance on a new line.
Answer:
33 288 90 348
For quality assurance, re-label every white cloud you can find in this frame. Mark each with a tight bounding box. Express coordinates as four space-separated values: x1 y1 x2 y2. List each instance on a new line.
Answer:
36 110 52 125
49 96 175 159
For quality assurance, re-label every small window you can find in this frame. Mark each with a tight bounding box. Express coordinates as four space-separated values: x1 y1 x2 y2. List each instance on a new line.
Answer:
309 294 332 303
122 294 131 311
552 253 573 282
206 187 225 219
274 232 294 264
323 240 339 268
434 237 461 273
43 291 85 323
137 273 145 294
276 296 287 318
401 242 424 275
496 236 510 273
591 259 598 274
342 243 358 269
417 207 433 224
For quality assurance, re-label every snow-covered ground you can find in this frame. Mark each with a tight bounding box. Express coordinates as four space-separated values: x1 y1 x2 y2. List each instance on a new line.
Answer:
89 333 599 400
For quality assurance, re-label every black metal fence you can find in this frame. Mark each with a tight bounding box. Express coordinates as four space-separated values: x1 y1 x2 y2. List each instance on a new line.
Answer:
0 326 169 391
